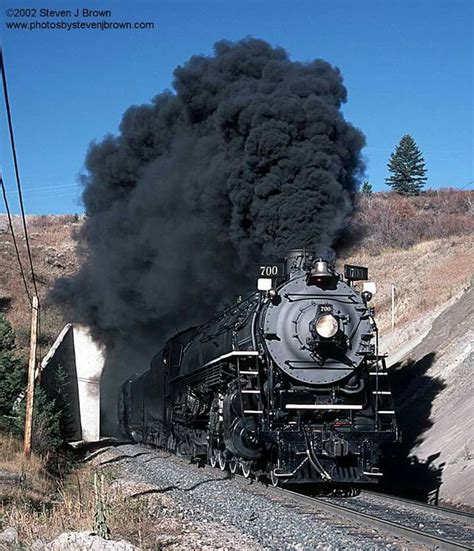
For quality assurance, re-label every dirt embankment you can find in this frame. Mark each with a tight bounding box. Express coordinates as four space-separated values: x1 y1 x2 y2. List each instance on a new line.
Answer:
339 229 473 506
0 214 81 357
342 234 473 333
378 287 473 507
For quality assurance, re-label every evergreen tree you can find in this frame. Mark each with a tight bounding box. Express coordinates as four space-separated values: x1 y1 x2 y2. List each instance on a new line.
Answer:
361 181 373 195
15 385 64 454
385 134 427 195
0 313 25 416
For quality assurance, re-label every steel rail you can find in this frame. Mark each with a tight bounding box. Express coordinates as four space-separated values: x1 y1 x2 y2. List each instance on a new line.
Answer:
362 489 474 523
268 486 473 551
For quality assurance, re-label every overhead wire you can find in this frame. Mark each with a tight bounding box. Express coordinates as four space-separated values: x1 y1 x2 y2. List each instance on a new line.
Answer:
0 172 32 306
3 184 81 200
0 46 39 299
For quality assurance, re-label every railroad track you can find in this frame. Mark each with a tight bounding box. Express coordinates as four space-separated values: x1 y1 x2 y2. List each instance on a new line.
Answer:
362 489 474 523
89 442 473 549
262 484 474 550
229 466 473 550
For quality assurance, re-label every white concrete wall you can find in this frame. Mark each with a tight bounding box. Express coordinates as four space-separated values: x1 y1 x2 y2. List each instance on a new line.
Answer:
72 325 105 442
41 323 106 443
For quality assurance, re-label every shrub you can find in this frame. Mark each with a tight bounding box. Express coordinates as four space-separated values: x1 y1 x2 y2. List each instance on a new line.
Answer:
14 385 64 457
347 189 474 255
0 313 25 417
0 313 69 462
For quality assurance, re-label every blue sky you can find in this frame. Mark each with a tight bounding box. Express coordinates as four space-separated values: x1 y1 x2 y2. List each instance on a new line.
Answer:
0 0 472 214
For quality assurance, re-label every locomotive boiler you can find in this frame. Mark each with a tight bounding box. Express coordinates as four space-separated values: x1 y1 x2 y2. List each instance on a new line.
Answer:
119 249 399 487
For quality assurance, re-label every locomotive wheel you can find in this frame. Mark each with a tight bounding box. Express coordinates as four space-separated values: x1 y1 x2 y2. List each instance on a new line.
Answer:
241 461 252 478
209 450 218 468
167 435 176 453
229 457 238 474
270 469 281 487
218 451 227 471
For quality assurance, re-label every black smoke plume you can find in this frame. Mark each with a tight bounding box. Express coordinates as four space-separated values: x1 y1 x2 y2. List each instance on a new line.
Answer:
55 38 365 432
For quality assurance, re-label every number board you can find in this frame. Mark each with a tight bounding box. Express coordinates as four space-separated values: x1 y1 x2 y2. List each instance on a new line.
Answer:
258 263 286 278
344 264 368 281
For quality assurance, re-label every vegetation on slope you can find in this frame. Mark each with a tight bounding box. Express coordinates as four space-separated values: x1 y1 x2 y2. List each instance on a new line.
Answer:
0 190 472 355
348 189 473 255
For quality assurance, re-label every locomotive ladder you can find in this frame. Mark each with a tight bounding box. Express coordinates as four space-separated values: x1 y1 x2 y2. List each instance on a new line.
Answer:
370 356 396 429
203 350 263 416
234 352 264 417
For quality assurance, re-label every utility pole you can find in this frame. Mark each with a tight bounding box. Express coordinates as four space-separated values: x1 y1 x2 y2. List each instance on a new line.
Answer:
391 285 396 331
24 295 39 458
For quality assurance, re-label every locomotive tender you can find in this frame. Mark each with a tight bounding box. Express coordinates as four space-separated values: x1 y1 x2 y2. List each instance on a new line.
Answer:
120 249 399 487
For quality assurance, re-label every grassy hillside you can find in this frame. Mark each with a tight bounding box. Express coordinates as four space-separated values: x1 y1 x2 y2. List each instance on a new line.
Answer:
0 214 81 359
341 189 473 332
0 190 472 358
349 189 472 254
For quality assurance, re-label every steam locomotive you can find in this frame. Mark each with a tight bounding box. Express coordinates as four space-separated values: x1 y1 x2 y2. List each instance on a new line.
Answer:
119 249 399 488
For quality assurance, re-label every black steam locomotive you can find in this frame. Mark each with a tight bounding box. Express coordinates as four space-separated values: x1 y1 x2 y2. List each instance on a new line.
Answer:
119 250 399 488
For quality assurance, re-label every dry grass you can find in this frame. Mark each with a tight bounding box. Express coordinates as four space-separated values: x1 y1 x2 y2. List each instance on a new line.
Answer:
0 214 81 358
0 434 183 548
335 189 474 332
348 189 473 256
340 234 473 331
0 432 90 543
0 433 54 507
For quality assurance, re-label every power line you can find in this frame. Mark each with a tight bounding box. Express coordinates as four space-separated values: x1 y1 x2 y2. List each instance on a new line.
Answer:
22 184 79 193
0 173 33 305
0 46 38 298
2 184 80 198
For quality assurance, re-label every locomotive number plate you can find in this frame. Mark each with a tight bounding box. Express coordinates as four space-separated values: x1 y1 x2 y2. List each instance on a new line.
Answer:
258 263 286 278
344 264 368 281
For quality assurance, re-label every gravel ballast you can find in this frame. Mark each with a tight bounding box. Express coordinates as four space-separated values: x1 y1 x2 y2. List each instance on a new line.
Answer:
95 444 419 550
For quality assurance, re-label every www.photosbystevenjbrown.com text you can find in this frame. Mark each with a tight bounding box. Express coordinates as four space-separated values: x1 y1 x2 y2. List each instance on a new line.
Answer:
4 7 155 31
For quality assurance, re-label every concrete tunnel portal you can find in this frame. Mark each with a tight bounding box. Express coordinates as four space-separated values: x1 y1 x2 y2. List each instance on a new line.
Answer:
41 324 106 442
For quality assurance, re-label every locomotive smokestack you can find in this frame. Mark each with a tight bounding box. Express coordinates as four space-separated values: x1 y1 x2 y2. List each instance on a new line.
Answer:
285 249 316 277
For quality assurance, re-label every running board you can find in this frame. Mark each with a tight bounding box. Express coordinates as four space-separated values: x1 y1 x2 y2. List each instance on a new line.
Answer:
285 404 363 410
204 350 259 367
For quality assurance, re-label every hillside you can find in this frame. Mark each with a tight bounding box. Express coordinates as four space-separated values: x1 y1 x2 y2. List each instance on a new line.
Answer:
0 214 81 358
342 190 473 332
1 190 472 352
383 287 473 507
0 190 473 506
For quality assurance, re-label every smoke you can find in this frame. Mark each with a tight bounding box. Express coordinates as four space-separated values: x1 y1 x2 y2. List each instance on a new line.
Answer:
54 38 365 431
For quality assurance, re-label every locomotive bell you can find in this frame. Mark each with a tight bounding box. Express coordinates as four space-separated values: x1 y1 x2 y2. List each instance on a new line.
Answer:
310 259 333 279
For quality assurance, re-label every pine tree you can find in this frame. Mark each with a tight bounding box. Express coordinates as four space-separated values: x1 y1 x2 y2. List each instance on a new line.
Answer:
0 313 25 416
361 181 373 195
385 134 427 196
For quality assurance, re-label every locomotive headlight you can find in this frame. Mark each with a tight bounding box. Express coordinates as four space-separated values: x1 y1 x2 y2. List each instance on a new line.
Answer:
315 314 338 338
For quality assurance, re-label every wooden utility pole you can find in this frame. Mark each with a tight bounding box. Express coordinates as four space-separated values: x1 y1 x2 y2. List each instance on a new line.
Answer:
391 285 396 331
24 295 39 458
